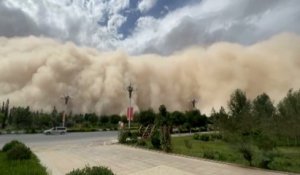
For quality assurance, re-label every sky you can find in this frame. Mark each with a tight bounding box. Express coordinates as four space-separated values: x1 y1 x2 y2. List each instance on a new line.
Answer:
0 0 300 55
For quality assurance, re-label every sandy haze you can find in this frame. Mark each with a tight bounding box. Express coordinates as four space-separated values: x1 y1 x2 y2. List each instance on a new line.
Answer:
0 33 300 114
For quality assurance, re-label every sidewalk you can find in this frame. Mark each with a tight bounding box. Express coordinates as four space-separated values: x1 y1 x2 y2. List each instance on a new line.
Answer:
32 141 289 175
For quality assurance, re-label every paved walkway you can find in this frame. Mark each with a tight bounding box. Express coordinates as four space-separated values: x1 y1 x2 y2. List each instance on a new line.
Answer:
31 140 290 175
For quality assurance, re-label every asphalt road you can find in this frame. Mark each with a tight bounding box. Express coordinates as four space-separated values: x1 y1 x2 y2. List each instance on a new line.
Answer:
0 131 118 148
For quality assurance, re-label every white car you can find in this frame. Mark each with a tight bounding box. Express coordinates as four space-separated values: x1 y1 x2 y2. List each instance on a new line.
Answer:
44 127 67 135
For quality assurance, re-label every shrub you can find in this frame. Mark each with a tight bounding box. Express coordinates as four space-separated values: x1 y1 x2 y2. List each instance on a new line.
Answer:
184 139 192 150
2 140 24 152
193 133 200 140
200 134 210 141
238 144 254 166
151 130 161 149
259 151 277 169
118 130 129 144
26 128 37 134
66 166 115 175
6 129 11 134
127 131 138 144
202 149 225 161
203 149 215 159
210 133 222 140
136 139 146 147
6 143 32 160
256 136 276 151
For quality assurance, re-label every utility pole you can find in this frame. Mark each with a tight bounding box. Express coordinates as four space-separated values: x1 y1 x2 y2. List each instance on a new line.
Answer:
61 95 71 127
126 83 135 129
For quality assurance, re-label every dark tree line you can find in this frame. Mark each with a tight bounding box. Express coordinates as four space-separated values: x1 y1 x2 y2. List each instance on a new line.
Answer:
134 107 208 133
0 105 128 132
1 99 9 129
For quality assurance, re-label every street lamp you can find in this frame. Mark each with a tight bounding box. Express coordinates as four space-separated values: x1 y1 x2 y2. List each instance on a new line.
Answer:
61 95 71 127
126 83 135 129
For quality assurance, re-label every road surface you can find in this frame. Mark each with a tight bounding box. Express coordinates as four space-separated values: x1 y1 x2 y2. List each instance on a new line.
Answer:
0 131 118 147
0 132 291 175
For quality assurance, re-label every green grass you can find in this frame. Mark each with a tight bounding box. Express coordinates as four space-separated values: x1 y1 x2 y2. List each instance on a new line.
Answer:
0 152 48 175
172 136 246 164
269 147 300 173
171 136 300 173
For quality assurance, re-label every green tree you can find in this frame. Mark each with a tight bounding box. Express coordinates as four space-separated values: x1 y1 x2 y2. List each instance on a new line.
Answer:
100 115 109 125
227 89 252 135
277 89 300 146
210 106 228 131
51 106 60 126
10 106 32 130
73 114 84 124
228 89 251 118
252 93 277 150
137 108 156 126
0 112 4 128
121 115 128 124
185 109 207 131
110 114 121 125
1 99 9 129
171 111 186 127
84 113 98 126
31 112 52 130
157 105 172 152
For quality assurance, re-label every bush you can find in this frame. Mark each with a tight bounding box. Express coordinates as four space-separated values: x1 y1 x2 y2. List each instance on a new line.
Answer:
256 136 276 151
210 133 222 140
26 128 37 134
193 133 200 140
66 166 115 175
2 140 24 152
184 139 192 150
118 130 138 144
151 130 161 149
136 139 146 147
203 149 215 159
6 143 32 160
200 134 210 141
127 131 138 144
68 128 98 132
118 130 129 144
259 151 277 169
202 149 226 161
238 144 254 166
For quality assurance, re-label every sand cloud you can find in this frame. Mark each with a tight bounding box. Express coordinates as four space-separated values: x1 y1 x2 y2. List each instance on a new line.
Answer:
0 33 300 114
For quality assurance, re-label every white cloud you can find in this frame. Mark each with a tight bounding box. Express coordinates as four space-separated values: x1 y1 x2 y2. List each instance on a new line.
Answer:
122 0 300 54
107 14 127 32
138 0 157 13
1 0 300 55
1 0 129 51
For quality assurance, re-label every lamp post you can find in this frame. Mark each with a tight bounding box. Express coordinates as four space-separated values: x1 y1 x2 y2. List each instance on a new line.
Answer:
191 98 197 109
127 83 135 129
61 95 71 127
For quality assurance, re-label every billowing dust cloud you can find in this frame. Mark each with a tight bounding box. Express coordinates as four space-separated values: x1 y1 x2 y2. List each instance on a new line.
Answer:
0 33 300 114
